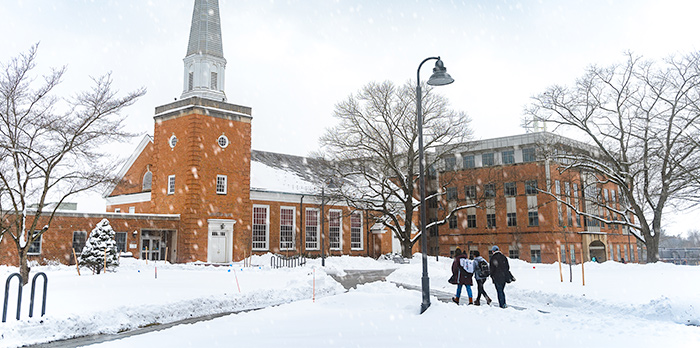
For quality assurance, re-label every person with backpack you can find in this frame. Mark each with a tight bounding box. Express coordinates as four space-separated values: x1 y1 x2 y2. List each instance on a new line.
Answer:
472 250 492 306
448 248 474 305
489 245 510 308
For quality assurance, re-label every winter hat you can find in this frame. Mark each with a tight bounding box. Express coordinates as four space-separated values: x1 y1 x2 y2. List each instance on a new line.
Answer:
491 245 499 252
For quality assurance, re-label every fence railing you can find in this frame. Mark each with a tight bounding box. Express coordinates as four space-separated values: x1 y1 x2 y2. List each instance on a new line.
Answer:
271 254 306 269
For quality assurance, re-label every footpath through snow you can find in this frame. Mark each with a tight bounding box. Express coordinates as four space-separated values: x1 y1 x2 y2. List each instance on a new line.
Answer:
1 254 699 347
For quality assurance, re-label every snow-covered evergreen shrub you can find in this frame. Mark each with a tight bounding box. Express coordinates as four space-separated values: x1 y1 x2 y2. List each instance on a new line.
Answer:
78 219 119 274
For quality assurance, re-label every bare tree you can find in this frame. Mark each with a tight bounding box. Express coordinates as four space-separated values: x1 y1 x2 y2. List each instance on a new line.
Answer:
524 51 700 262
318 81 472 257
0 44 145 284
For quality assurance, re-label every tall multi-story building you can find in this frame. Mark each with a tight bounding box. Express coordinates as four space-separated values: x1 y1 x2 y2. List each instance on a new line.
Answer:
429 132 644 264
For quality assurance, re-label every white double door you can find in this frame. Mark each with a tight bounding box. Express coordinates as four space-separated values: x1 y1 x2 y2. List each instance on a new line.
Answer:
208 219 235 263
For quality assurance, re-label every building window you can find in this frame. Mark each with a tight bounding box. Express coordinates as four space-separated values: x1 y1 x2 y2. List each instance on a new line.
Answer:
502 150 515 164
252 205 269 250
504 182 517 196
188 72 193 91
530 245 542 263
280 207 295 250
351 211 362 250
28 231 42 255
464 185 476 199
525 180 538 195
329 210 342 250
217 135 229 148
484 183 495 198
114 208 121 213
211 71 218 90
507 212 517 226
522 147 536 162
446 187 458 201
129 206 135 214
429 218 438 236
482 153 494 166
168 175 175 195
142 170 152 192
467 214 476 228
216 175 227 195
487 213 496 228
463 155 475 169
72 231 87 254
509 249 520 259
528 211 539 226
305 208 319 250
169 135 178 148
115 232 127 253
448 215 457 229
444 157 456 171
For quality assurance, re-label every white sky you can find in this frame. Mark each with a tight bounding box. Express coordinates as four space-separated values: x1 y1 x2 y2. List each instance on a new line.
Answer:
1 0 699 234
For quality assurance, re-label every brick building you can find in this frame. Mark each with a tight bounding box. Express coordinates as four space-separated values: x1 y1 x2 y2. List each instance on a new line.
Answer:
0 0 393 267
1 0 642 267
429 132 644 264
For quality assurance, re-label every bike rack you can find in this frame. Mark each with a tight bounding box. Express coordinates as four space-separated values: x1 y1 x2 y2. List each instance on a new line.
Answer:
29 272 48 318
2 273 22 323
2 272 48 322
271 254 307 269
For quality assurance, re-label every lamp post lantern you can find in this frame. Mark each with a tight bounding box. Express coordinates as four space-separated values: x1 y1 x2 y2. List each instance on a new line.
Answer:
417 57 454 314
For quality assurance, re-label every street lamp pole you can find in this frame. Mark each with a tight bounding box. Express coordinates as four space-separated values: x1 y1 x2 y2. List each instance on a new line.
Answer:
417 57 454 314
321 186 326 267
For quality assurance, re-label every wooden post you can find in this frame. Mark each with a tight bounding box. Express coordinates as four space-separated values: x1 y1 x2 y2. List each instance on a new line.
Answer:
581 246 585 286
103 249 107 274
556 246 563 282
165 247 169 263
72 248 81 276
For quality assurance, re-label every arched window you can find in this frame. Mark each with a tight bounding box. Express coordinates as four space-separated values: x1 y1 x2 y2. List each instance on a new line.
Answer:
142 170 152 192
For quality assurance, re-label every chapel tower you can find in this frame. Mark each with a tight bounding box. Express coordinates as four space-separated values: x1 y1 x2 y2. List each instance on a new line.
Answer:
149 0 252 263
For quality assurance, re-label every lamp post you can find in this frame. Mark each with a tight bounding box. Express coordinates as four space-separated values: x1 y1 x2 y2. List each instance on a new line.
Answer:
417 57 454 314
321 186 326 267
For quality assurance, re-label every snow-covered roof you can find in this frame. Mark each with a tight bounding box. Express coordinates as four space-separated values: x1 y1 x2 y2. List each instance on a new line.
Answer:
250 150 329 195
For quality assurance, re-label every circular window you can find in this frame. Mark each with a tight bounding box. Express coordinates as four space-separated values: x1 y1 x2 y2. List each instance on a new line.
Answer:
217 135 229 148
169 135 178 148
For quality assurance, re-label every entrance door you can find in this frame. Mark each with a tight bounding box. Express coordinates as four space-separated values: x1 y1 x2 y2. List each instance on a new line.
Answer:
589 240 607 262
141 231 166 261
211 231 227 263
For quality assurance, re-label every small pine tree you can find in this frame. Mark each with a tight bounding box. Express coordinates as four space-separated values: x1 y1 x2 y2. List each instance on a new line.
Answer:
79 219 119 274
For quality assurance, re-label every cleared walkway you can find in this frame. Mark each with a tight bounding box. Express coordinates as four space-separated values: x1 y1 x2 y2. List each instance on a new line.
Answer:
26 269 398 348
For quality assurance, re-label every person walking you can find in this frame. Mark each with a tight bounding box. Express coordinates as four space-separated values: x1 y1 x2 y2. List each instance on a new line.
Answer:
449 248 474 305
472 250 492 306
489 245 510 308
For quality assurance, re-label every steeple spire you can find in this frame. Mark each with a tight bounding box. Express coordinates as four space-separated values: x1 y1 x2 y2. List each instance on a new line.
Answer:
181 0 227 102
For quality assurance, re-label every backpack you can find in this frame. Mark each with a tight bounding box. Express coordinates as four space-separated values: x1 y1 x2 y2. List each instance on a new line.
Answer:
477 259 490 278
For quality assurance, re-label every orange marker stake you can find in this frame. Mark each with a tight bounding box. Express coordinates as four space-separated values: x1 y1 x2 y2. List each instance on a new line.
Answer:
234 269 241 293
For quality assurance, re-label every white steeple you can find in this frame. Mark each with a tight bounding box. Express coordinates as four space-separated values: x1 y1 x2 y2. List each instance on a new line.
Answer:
181 0 227 102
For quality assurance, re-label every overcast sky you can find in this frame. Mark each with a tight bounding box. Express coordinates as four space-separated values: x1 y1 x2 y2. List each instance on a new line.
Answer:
2 0 699 235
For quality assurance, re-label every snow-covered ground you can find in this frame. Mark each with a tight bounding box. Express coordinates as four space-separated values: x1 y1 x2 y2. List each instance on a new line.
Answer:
1 254 699 347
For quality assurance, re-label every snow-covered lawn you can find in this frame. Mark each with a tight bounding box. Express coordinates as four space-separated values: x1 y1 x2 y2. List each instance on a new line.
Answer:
1 255 699 347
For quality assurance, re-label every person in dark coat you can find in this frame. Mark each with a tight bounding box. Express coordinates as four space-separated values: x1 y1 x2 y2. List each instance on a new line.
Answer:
449 248 474 305
489 245 510 308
